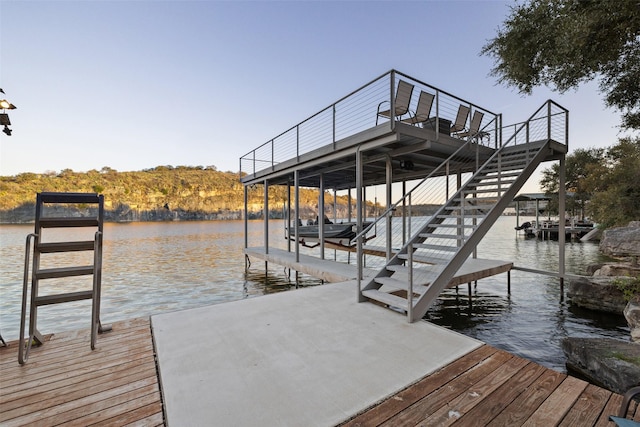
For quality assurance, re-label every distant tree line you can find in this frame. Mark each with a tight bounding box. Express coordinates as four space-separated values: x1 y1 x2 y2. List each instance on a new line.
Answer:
0 165 384 223
539 137 640 228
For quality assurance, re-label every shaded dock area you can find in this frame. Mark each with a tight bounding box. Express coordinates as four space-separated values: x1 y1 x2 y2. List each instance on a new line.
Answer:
244 246 513 290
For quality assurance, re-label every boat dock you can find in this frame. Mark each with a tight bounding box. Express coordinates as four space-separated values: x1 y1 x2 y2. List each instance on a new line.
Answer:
1 281 635 426
244 246 514 292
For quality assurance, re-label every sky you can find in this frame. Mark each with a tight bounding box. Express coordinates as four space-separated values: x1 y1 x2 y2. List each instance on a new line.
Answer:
0 0 629 193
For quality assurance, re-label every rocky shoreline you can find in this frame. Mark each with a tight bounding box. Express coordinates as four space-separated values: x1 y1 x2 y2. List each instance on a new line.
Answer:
564 221 640 395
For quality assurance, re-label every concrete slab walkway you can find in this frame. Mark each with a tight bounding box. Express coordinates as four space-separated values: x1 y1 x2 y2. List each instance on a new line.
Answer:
152 281 482 426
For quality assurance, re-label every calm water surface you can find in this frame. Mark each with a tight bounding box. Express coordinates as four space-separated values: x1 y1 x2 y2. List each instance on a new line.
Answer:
0 216 629 372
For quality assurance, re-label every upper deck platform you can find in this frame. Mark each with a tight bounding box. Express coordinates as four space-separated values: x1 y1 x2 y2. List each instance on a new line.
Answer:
239 70 568 190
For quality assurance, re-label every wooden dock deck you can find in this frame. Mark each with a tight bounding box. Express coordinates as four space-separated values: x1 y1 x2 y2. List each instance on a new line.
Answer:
340 344 636 427
0 314 635 426
0 318 164 427
244 246 513 288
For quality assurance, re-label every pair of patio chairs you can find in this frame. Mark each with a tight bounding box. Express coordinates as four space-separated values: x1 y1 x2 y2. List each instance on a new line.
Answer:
376 80 486 140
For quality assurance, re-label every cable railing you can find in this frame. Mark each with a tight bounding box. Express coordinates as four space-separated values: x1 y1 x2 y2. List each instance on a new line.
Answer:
239 70 501 178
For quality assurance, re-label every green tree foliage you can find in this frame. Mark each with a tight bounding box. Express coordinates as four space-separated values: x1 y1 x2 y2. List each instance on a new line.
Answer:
539 147 604 218
540 138 640 227
482 0 640 129
586 137 640 228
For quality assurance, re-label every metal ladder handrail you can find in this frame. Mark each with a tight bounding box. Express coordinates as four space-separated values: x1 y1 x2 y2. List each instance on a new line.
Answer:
18 192 110 365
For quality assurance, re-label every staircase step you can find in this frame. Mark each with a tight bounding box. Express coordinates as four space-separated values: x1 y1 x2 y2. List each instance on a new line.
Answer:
436 214 485 219
419 232 464 240
35 266 95 279
477 170 522 179
413 243 458 252
39 217 100 228
446 204 494 211
37 241 95 253
385 265 442 286
374 276 429 294
482 163 525 172
397 253 450 265
467 179 517 187
428 222 478 228
35 290 94 306
362 290 409 311
465 187 510 194
461 196 498 203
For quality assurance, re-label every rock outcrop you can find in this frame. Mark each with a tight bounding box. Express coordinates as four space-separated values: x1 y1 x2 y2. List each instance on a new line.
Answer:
567 276 627 314
563 337 640 395
626 298 640 343
599 221 640 259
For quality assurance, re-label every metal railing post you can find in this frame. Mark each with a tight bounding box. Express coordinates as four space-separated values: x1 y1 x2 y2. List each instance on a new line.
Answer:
390 71 396 130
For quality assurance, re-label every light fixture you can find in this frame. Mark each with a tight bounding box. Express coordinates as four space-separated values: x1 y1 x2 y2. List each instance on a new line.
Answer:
0 100 16 110
0 113 10 126
399 159 414 170
2 125 11 136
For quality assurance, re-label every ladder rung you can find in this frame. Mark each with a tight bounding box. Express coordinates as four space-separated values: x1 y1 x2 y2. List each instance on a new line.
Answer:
37 241 95 253
35 266 94 279
39 192 101 204
35 290 94 306
38 218 100 228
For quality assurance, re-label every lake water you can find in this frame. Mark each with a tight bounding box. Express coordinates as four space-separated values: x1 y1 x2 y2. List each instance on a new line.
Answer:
0 216 629 372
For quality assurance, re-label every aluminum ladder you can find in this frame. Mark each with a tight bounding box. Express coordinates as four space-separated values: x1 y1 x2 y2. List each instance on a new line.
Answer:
19 192 111 364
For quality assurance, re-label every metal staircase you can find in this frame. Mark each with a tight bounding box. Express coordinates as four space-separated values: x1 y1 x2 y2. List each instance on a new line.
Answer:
19 192 110 364
357 101 567 322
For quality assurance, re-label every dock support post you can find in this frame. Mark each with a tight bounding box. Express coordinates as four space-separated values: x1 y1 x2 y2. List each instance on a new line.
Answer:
356 147 365 302
264 179 269 255
558 155 566 300
507 270 511 295
243 186 248 250
319 173 325 260
294 170 300 263
386 155 392 261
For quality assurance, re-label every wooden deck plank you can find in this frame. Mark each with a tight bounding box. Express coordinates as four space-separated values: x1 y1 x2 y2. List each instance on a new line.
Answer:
340 345 498 426
594 393 623 427
379 350 514 426
421 353 530 426
521 375 589 426
485 368 567 427
55 389 162 427
1 343 154 393
451 361 547 426
89 402 165 427
558 384 613 426
0 364 157 421
0 318 164 427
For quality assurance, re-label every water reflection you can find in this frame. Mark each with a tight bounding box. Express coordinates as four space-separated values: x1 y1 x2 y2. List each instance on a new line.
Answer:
0 217 630 373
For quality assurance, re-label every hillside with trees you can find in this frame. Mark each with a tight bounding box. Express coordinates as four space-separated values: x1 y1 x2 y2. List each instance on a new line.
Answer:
0 166 384 223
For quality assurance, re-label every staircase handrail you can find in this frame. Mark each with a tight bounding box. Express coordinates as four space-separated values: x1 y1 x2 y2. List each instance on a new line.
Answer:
352 99 566 246
351 138 475 243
